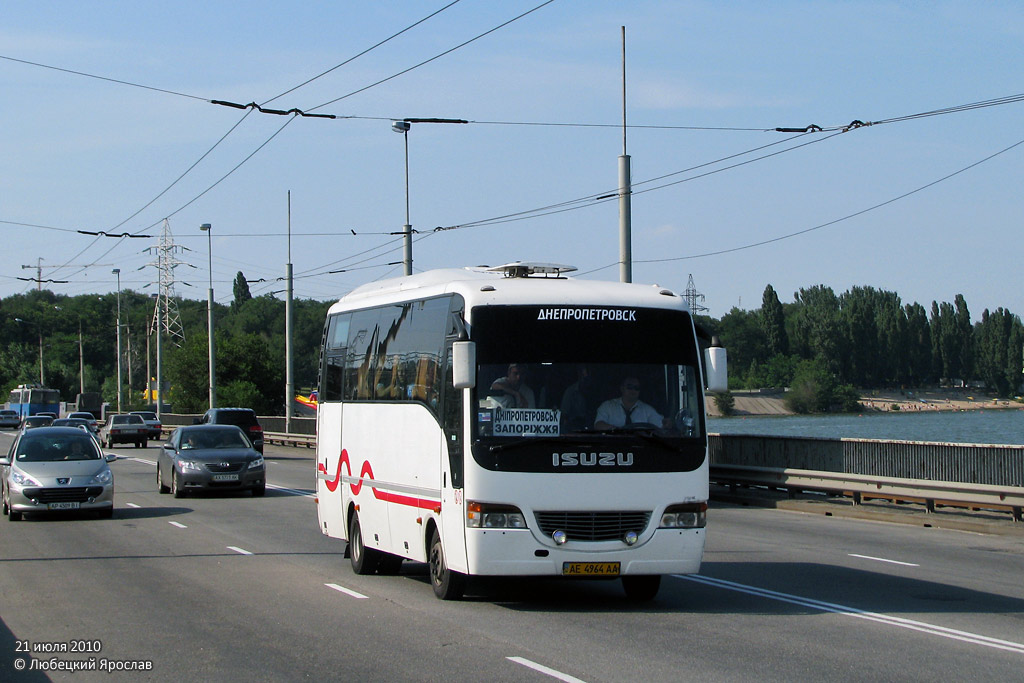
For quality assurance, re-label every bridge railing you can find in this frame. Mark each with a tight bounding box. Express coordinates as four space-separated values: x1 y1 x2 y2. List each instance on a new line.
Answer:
155 416 1024 521
709 433 1024 522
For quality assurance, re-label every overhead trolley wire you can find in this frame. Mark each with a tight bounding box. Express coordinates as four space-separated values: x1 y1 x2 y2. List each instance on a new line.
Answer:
306 0 558 112
574 136 1024 277
261 0 464 107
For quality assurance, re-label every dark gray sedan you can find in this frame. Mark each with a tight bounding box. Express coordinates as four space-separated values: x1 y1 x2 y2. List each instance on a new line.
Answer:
157 425 265 497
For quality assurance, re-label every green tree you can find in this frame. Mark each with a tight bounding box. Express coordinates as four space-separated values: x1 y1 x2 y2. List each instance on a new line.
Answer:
760 284 788 357
975 308 1024 397
790 285 844 378
953 294 974 383
716 307 767 389
904 303 932 386
232 272 253 310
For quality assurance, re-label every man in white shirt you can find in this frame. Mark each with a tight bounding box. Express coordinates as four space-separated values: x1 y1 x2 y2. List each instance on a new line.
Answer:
490 363 536 408
594 376 670 429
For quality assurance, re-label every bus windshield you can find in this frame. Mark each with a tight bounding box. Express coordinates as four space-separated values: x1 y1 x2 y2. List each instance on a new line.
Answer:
469 305 706 473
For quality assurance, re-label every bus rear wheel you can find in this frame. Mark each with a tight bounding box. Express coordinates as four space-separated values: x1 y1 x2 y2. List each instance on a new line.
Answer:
622 575 661 601
348 511 380 575
428 527 465 600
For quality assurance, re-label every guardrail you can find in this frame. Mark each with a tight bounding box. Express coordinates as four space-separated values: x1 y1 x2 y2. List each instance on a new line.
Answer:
263 431 315 448
710 463 1024 522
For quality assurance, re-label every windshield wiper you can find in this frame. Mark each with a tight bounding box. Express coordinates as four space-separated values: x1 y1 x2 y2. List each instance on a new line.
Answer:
597 427 693 452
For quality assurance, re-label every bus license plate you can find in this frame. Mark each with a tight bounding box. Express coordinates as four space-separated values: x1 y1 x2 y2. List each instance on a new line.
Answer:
212 474 239 482
562 562 620 576
48 502 80 510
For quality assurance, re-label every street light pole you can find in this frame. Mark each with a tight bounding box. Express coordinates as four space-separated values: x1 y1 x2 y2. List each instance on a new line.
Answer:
392 120 413 276
391 118 467 276
200 223 216 410
285 192 295 433
113 268 122 412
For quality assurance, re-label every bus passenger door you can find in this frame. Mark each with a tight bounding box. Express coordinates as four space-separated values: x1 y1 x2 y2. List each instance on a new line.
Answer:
439 344 469 574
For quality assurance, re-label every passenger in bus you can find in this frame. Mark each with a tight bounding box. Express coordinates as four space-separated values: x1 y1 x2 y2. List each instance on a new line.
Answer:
490 363 536 408
594 376 671 430
561 364 596 430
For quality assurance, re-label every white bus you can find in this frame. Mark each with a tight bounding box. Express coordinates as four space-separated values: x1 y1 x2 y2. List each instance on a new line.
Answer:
315 263 726 600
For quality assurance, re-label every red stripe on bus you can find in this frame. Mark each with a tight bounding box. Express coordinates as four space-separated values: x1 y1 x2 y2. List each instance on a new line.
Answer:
319 449 438 510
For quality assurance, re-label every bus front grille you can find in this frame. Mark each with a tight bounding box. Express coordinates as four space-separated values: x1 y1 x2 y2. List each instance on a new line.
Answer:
534 511 651 541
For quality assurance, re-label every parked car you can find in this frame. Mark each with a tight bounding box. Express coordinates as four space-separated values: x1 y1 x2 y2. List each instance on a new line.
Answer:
157 425 265 497
21 415 53 430
129 411 162 439
100 414 148 448
198 408 264 453
0 410 21 429
1 426 116 521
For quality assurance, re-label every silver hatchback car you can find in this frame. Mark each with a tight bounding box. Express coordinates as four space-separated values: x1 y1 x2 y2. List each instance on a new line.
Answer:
1 427 116 521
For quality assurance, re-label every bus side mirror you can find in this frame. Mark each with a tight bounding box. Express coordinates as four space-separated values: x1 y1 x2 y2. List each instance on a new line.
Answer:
452 341 476 389
704 343 728 393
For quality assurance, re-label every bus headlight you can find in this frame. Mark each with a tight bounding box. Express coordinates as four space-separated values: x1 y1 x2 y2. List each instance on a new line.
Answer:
466 501 527 529
660 503 707 529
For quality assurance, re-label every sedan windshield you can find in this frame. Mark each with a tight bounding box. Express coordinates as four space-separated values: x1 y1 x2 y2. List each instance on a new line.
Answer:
17 434 101 461
180 429 249 450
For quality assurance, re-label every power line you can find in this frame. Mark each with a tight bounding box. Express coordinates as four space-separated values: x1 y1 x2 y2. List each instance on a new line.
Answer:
573 136 1024 275
262 0 464 106
0 54 209 101
307 0 558 112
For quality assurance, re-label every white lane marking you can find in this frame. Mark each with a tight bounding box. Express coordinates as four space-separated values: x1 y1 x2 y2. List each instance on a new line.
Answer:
507 657 587 683
677 574 1024 654
227 546 253 555
125 503 141 508
168 521 187 529
119 459 311 496
849 553 919 567
267 483 315 498
325 583 368 599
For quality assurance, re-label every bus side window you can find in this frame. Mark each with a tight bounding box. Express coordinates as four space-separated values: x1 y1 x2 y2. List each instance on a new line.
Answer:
321 314 350 402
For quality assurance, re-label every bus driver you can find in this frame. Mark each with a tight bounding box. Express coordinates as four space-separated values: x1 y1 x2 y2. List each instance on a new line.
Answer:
594 376 672 430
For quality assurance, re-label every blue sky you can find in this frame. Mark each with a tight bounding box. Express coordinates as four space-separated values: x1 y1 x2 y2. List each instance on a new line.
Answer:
2 1 1021 320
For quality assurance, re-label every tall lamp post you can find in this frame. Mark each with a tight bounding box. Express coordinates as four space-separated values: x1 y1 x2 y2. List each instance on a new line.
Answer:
113 268 122 412
200 223 216 409
391 118 467 276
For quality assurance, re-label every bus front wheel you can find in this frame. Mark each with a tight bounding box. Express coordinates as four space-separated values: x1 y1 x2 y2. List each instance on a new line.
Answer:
348 511 380 575
428 528 465 600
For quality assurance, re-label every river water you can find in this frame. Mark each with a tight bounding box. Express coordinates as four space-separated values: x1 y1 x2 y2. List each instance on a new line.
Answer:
707 409 1024 446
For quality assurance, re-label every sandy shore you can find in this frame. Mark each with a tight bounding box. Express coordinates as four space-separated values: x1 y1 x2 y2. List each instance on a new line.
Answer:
709 390 1024 417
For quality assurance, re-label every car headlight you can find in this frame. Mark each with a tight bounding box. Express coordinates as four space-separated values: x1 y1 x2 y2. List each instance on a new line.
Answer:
466 502 527 529
178 460 202 472
659 502 707 529
248 457 264 470
91 469 113 485
11 471 41 487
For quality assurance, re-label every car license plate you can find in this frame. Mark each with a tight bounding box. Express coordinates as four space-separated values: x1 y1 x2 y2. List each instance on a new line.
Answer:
562 562 620 576
212 474 239 482
48 502 80 510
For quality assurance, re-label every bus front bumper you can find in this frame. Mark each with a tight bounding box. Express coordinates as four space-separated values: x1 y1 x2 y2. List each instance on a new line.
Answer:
465 527 705 577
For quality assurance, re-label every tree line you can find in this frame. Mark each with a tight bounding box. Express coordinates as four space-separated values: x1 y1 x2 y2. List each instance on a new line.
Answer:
3 278 1021 416
0 275 331 415
700 284 1024 410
